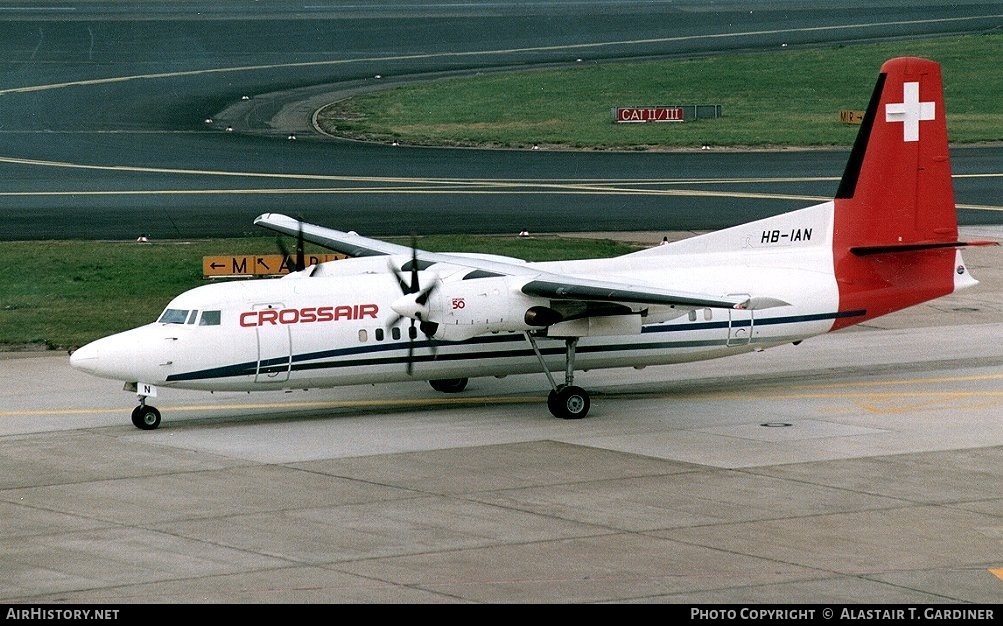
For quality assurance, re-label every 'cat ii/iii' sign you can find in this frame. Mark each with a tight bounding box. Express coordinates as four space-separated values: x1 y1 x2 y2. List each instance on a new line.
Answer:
615 106 685 123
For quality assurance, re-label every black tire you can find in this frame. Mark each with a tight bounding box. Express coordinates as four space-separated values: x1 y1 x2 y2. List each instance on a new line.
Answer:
547 387 561 415
547 384 568 415
549 385 590 419
131 405 162 430
429 378 468 393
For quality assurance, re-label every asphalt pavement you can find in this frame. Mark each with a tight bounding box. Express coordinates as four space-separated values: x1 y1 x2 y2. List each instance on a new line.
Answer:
1 228 1000 604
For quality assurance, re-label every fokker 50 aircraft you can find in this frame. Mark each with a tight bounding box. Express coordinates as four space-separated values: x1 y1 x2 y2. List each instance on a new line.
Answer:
71 57 996 430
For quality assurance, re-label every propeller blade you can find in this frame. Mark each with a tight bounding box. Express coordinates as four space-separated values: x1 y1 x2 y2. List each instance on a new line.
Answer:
406 318 418 376
415 281 437 306
276 217 307 273
388 260 410 294
409 238 419 293
295 220 305 272
276 236 295 273
406 333 415 376
387 235 429 376
388 240 420 295
420 321 439 363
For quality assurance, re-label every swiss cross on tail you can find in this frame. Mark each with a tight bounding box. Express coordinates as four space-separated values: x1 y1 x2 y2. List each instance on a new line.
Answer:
885 81 935 142
830 57 998 330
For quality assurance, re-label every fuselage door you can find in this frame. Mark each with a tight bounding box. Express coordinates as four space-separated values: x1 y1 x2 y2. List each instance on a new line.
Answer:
727 293 754 347
252 302 291 383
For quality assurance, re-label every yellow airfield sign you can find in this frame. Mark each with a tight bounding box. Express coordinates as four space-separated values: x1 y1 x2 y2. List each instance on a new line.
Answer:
838 109 865 124
203 254 346 277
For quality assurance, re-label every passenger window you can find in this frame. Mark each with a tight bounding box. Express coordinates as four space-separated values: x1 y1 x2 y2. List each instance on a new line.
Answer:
408 326 417 340
358 329 368 342
375 328 384 341
704 309 713 321
391 327 401 340
199 310 221 326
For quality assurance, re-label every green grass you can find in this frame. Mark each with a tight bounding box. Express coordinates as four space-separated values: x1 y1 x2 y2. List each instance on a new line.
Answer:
0 235 642 350
317 34 1003 149
8 35 1002 351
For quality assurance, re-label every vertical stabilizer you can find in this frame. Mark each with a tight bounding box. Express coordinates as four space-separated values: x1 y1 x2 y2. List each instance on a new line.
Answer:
830 57 967 329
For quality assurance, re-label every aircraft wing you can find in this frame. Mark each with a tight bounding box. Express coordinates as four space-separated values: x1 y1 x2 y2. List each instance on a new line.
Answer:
257 212 550 272
254 212 414 258
254 213 758 311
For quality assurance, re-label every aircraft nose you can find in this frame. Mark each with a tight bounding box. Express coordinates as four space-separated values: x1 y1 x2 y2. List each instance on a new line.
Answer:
69 331 153 381
69 341 101 374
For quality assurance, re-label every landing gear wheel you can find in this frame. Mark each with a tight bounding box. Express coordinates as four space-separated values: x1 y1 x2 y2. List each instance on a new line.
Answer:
131 405 161 430
548 385 590 420
429 378 468 393
547 386 563 415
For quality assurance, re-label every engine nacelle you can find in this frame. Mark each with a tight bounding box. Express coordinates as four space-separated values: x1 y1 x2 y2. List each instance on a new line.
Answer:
424 276 552 341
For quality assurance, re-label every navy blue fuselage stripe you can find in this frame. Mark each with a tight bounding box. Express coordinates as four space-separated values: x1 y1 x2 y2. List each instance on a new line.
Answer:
165 309 866 382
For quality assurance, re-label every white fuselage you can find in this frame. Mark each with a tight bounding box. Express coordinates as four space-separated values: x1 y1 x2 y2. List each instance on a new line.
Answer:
70 203 848 392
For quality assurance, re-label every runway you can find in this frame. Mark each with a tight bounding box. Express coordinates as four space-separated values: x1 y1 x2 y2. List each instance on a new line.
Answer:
0 2 1000 240
1 229 1001 604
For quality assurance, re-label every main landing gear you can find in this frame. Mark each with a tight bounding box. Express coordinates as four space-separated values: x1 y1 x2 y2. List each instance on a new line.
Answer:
525 333 590 420
131 397 161 430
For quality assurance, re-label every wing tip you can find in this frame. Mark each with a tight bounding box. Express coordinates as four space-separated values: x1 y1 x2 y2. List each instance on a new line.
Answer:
254 212 297 225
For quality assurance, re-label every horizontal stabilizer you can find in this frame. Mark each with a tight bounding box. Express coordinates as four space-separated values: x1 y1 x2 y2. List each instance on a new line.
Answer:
851 240 999 256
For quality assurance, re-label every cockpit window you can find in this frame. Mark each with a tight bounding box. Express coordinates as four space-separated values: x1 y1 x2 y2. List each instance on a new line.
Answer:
199 310 221 326
186 310 199 324
158 309 189 324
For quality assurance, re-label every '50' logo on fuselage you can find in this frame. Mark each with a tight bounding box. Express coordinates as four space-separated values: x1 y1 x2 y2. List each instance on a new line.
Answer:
451 297 465 310
240 304 379 327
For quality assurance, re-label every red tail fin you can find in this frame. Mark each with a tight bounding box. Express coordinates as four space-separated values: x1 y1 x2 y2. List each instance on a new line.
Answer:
831 57 970 329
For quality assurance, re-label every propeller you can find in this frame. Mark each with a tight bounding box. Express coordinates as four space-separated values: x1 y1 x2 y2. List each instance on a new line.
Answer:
386 238 439 375
276 217 306 273
388 241 420 297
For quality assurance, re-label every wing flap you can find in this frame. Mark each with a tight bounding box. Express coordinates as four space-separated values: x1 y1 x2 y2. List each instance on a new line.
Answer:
521 278 749 310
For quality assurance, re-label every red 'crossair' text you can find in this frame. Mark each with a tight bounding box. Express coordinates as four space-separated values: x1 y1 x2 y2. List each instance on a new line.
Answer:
239 304 379 327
